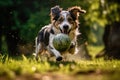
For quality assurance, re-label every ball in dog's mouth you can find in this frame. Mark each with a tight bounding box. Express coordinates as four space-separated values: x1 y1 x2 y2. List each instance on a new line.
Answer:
53 33 71 52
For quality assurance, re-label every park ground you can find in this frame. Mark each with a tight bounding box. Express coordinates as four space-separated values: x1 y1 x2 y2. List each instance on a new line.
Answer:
0 45 120 80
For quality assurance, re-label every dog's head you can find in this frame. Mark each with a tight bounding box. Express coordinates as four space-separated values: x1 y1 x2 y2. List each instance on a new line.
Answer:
50 6 86 34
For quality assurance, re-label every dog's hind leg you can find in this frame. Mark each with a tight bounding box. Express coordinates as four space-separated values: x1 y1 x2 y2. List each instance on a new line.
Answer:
34 37 44 60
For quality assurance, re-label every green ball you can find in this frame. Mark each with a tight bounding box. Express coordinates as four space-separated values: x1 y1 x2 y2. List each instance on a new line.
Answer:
53 33 71 52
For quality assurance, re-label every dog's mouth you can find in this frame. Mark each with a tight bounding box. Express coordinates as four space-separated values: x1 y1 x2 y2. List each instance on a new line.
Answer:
59 28 71 34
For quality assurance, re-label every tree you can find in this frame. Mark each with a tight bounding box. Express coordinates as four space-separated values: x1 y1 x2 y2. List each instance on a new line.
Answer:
95 0 120 59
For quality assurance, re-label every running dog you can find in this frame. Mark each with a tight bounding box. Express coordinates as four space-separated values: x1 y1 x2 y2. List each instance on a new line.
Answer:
34 6 86 61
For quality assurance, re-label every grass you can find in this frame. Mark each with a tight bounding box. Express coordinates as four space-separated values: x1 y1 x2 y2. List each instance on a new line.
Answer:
0 45 120 80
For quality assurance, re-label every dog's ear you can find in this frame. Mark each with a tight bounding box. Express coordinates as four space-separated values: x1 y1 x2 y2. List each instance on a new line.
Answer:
68 6 86 20
50 6 62 21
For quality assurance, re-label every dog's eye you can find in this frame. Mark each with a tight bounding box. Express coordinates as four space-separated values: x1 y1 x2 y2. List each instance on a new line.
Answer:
58 17 64 22
68 18 73 23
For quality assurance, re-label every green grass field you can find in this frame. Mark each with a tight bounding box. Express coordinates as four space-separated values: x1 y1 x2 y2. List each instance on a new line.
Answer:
0 45 120 80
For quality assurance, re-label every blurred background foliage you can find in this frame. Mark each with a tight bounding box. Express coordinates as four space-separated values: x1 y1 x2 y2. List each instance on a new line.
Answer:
0 0 120 55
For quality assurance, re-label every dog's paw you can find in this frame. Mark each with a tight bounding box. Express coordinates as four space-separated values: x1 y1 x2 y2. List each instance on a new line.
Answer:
56 56 63 61
70 42 76 48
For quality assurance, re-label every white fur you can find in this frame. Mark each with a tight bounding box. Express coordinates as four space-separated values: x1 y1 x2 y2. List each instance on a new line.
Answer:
59 11 71 32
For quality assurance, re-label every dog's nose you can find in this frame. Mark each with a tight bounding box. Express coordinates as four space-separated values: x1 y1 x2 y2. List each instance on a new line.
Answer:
63 25 69 30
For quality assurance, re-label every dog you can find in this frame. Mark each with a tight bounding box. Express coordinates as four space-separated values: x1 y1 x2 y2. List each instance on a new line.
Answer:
34 6 86 61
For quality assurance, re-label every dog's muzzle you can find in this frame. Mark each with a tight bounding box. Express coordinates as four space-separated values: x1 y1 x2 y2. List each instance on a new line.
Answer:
60 25 71 34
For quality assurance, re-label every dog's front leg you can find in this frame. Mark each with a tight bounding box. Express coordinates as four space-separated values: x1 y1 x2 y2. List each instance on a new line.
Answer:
47 33 62 61
68 42 78 54
47 46 62 61
68 42 75 54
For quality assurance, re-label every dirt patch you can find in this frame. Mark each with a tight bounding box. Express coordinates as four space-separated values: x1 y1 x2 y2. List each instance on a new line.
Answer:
0 70 120 80
0 73 74 80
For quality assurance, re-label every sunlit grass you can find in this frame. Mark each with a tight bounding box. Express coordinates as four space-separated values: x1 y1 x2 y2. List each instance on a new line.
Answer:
87 45 104 58
0 45 120 80
1 55 120 74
